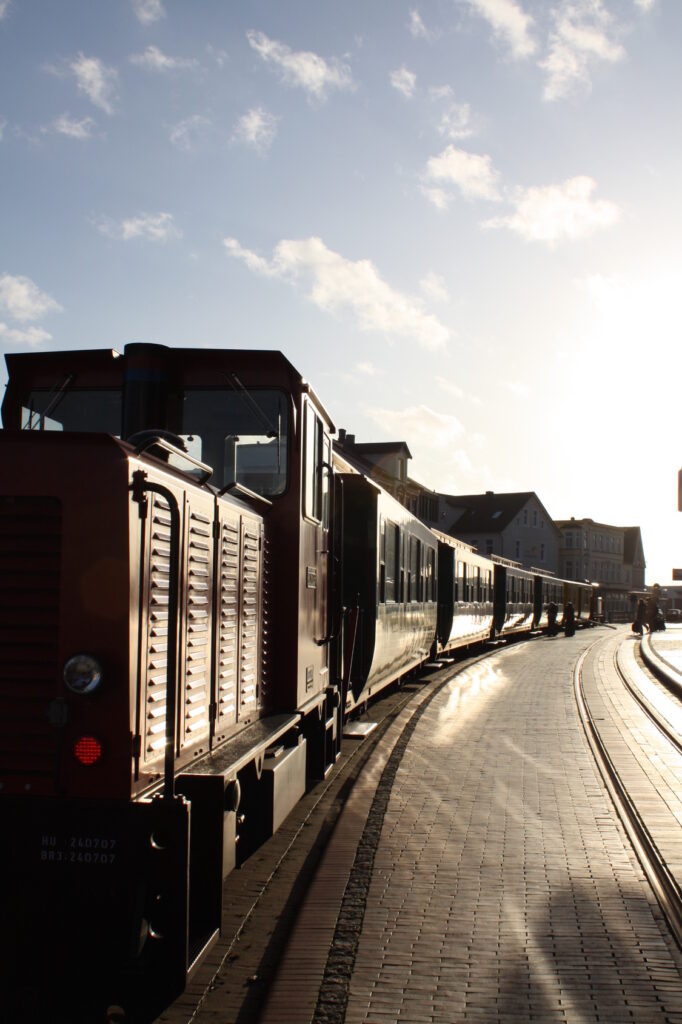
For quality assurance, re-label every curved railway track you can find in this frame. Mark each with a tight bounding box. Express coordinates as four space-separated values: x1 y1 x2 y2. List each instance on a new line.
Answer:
574 633 682 951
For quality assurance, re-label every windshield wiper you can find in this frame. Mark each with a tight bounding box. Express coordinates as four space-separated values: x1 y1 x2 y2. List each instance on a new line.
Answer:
28 374 76 430
222 372 282 472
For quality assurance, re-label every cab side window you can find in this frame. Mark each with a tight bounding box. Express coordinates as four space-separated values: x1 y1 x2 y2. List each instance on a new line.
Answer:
304 402 328 525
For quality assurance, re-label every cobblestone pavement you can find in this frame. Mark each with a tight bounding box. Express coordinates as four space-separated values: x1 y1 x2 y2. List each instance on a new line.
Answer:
264 628 682 1023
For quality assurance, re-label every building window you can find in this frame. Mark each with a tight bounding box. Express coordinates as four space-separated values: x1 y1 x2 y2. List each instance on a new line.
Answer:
566 560 573 579
540 543 545 562
485 539 493 555
523 509 528 525
515 540 520 559
566 532 573 548
533 510 538 527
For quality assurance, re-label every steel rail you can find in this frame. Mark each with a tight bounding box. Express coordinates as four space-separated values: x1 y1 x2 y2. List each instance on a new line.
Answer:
574 639 682 951
614 643 682 759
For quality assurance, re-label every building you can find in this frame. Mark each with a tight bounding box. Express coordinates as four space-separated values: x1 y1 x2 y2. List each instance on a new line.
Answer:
555 518 646 622
431 491 562 574
335 434 562 575
335 433 422 508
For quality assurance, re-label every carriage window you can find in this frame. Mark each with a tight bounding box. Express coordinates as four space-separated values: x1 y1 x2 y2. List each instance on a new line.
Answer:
426 547 436 602
384 522 399 602
409 536 420 602
457 560 465 603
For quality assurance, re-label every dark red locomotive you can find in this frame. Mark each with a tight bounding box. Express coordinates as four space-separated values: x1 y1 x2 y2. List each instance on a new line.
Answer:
0 343 345 1021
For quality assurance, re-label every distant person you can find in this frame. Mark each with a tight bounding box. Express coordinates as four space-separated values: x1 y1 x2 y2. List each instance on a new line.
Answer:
647 585 665 633
633 598 647 635
547 601 558 637
563 601 576 638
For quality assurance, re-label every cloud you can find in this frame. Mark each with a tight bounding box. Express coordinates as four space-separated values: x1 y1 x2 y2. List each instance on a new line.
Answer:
0 274 62 321
390 67 416 98
423 146 502 204
436 376 464 400
503 380 530 398
68 53 118 114
428 86 475 139
368 404 465 449
356 361 377 376
0 117 6 140
224 235 451 350
466 0 537 59
0 1 9 20
420 272 449 302
130 46 198 72
540 1 625 101
169 114 212 151
96 212 181 242
408 9 438 39
132 0 165 24
231 106 278 153
0 322 52 346
438 102 474 140
483 175 620 244
50 113 96 139
633 0 655 9
246 30 354 101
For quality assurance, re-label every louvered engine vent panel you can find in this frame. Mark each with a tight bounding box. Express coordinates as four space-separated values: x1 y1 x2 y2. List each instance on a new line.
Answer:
181 508 211 746
260 535 272 706
216 515 240 731
142 495 172 762
0 497 62 782
239 521 261 716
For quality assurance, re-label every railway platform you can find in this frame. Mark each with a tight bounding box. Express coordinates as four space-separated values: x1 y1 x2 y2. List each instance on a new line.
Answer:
158 626 682 1023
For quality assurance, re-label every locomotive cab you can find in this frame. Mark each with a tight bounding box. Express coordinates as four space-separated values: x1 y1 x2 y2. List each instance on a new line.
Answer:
0 343 341 1020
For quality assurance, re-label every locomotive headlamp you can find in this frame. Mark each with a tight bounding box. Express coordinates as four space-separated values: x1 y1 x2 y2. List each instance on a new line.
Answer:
63 654 103 695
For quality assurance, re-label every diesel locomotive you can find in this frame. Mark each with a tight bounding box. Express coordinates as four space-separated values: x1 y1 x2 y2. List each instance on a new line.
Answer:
0 343 593 1021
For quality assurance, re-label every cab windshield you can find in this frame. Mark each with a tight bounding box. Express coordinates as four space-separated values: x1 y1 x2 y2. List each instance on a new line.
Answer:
178 388 288 497
21 389 123 435
19 384 289 498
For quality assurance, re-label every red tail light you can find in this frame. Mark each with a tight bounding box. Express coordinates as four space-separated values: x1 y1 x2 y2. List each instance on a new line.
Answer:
73 736 103 766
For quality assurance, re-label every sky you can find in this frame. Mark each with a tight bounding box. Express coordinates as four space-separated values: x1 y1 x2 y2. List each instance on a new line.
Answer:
1 0 681 585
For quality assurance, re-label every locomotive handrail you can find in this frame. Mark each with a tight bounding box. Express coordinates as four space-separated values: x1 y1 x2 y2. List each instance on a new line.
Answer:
217 480 272 506
131 470 181 801
133 433 214 485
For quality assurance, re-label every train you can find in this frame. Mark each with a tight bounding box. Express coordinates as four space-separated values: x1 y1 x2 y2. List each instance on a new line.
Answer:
0 343 594 1022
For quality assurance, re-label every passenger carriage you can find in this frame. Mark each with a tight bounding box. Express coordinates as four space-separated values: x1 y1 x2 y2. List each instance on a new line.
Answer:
491 557 535 639
433 530 495 654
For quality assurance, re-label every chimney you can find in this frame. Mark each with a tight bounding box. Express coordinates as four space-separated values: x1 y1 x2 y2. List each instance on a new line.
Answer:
338 428 346 443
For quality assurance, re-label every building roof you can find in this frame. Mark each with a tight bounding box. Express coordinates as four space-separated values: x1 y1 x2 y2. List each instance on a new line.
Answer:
345 440 413 458
623 526 645 565
444 491 554 535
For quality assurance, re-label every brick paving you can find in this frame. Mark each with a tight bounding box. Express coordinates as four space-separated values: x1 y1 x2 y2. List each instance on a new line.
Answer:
262 628 682 1023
